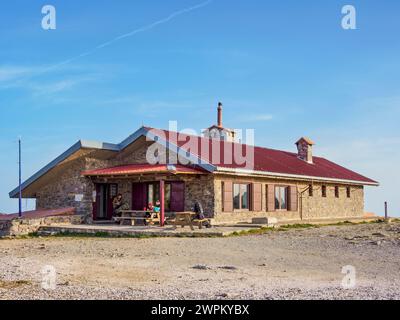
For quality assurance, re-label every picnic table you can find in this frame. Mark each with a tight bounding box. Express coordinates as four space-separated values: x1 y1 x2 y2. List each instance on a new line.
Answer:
115 210 159 226
168 212 209 230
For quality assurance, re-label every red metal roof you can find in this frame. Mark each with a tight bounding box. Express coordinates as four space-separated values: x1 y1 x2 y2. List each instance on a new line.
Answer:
0 207 76 221
82 164 206 177
144 127 378 185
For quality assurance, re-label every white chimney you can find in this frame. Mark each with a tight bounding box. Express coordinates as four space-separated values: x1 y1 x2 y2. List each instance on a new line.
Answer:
295 137 315 164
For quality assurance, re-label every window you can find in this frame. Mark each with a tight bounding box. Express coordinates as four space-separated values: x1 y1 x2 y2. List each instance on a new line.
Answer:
147 183 160 206
308 185 313 197
233 184 240 209
335 186 339 198
322 185 327 198
241 184 249 209
147 182 171 212
275 186 288 210
346 187 351 198
109 184 118 198
233 183 250 210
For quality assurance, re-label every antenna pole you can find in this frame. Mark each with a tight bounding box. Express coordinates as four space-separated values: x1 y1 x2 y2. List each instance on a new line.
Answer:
18 137 22 218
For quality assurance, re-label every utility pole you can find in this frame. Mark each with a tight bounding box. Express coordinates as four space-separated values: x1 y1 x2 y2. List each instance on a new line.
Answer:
18 137 22 218
384 201 388 220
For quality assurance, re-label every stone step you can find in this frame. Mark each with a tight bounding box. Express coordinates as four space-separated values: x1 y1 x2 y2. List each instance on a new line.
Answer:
92 220 116 225
37 228 60 236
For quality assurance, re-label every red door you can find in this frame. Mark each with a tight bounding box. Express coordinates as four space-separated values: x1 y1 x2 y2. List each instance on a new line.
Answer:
132 183 147 210
170 182 185 212
93 184 101 220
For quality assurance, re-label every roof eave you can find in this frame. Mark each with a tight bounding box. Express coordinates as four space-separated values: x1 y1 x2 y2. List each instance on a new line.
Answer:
118 126 149 150
215 167 379 186
9 140 119 198
82 171 206 177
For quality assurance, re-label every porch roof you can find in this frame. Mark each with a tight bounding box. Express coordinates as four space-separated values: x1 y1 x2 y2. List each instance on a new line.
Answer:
82 164 207 177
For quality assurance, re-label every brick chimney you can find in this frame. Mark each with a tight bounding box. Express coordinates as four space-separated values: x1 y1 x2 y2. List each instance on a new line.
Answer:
296 137 315 164
217 102 223 128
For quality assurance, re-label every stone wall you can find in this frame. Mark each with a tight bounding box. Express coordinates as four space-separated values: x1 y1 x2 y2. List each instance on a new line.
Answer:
34 140 186 220
184 175 215 217
301 184 364 219
0 215 84 238
212 174 364 223
112 140 152 165
36 158 95 216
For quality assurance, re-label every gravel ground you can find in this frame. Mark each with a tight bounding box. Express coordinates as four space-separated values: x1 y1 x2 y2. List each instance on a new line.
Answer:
1 221 400 300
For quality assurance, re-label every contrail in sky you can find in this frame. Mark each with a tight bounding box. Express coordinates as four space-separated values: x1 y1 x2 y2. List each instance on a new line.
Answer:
2 0 213 87
40 0 213 74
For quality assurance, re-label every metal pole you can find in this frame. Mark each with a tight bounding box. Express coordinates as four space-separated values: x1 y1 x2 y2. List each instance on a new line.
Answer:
160 180 165 227
384 201 388 220
18 137 22 218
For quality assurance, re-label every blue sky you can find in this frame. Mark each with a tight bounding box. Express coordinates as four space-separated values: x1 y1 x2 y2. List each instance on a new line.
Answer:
1 0 399 216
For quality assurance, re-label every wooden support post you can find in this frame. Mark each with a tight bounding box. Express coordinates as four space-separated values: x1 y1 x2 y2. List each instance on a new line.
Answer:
160 180 165 227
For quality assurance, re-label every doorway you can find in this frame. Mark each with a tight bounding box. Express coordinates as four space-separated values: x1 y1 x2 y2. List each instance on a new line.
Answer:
93 183 118 220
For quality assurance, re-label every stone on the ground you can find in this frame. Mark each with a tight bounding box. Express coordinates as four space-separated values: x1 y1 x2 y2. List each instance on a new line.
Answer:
252 217 278 225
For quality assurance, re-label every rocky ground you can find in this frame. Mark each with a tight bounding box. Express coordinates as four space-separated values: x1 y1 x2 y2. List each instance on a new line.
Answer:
0 221 400 300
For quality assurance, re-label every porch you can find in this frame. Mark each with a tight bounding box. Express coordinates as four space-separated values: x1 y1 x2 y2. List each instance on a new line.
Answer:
82 164 212 225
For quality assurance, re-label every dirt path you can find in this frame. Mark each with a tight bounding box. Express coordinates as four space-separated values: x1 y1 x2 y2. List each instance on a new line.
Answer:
1 222 399 300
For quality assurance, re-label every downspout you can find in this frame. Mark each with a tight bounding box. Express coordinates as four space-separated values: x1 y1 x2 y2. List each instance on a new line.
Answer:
299 184 312 221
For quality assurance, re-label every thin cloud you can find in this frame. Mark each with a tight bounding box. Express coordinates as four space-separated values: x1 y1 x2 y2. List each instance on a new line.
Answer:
0 66 37 83
239 114 274 122
29 79 81 96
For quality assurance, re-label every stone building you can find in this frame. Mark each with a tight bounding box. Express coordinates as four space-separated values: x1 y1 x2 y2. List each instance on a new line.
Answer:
9 104 378 223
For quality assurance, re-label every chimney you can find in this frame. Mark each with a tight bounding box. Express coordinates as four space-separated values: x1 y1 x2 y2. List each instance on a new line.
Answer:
217 102 223 127
296 137 315 164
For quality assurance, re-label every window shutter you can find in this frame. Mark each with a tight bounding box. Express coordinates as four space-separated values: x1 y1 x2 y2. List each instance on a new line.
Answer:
170 182 185 212
222 181 233 212
92 184 101 220
251 183 262 212
267 184 275 212
289 186 298 211
132 183 147 210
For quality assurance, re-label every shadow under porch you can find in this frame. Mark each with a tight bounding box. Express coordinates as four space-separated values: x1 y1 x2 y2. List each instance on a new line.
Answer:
81 164 214 223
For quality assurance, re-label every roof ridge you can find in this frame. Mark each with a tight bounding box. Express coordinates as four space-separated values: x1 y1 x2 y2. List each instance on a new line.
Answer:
144 126 309 156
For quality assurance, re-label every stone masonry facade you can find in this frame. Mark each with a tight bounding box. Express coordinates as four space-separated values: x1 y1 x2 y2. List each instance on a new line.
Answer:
35 140 216 220
212 174 364 223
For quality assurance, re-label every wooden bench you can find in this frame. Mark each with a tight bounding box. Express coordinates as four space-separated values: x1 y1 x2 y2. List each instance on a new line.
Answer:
192 219 210 229
168 212 210 230
114 216 148 226
115 210 163 226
